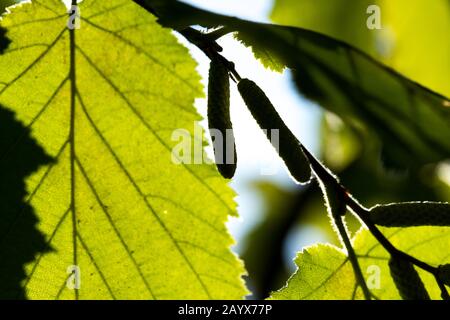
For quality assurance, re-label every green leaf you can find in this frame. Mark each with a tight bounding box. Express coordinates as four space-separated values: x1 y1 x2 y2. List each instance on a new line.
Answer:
234 33 284 73
0 0 247 299
369 202 450 227
269 244 358 299
136 0 450 168
270 227 450 299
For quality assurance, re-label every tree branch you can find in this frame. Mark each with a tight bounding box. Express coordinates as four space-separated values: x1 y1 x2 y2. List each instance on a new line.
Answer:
333 212 372 299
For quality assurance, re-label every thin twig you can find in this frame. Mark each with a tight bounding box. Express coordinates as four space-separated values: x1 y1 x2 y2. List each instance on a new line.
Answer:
434 274 450 300
177 28 242 82
333 212 372 299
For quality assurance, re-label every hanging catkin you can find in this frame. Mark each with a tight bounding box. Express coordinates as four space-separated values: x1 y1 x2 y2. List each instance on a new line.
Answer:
238 78 311 184
369 202 450 227
207 58 237 179
388 257 430 300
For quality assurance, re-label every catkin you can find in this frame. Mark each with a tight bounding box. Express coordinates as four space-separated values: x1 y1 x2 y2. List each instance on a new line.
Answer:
207 58 237 179
369 202 450 227
237 79 311 184
438 264 450 287
388 257 430 300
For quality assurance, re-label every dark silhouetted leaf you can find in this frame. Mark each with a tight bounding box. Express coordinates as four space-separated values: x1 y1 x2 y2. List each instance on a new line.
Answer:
135 0 450 169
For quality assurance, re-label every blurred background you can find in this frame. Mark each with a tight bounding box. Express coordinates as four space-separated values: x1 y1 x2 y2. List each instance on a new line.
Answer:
1 0 449 299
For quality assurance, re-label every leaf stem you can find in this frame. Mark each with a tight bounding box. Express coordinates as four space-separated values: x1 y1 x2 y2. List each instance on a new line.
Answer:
177 27 242 82
333 212 372 299
205 26 234 41
434 274 450 300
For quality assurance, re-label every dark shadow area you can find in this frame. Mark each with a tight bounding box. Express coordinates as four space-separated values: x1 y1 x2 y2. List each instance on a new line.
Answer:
0 1 15 15
0 26 53 299
0 106 53 299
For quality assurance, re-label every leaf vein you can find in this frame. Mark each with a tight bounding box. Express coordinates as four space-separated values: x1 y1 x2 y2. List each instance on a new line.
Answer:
76 92 212 299
74 156 156 300
76 46 232 213
0 28 66 97
76 231 117 300
80 16 201 95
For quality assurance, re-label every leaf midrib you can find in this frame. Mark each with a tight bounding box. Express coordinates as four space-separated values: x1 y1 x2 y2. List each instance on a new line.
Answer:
68 0 78 300
1 1 238 299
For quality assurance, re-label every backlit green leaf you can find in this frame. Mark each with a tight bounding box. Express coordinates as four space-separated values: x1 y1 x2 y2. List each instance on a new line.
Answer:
270 227 450 299
234 32 284 73
0 0 247 299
